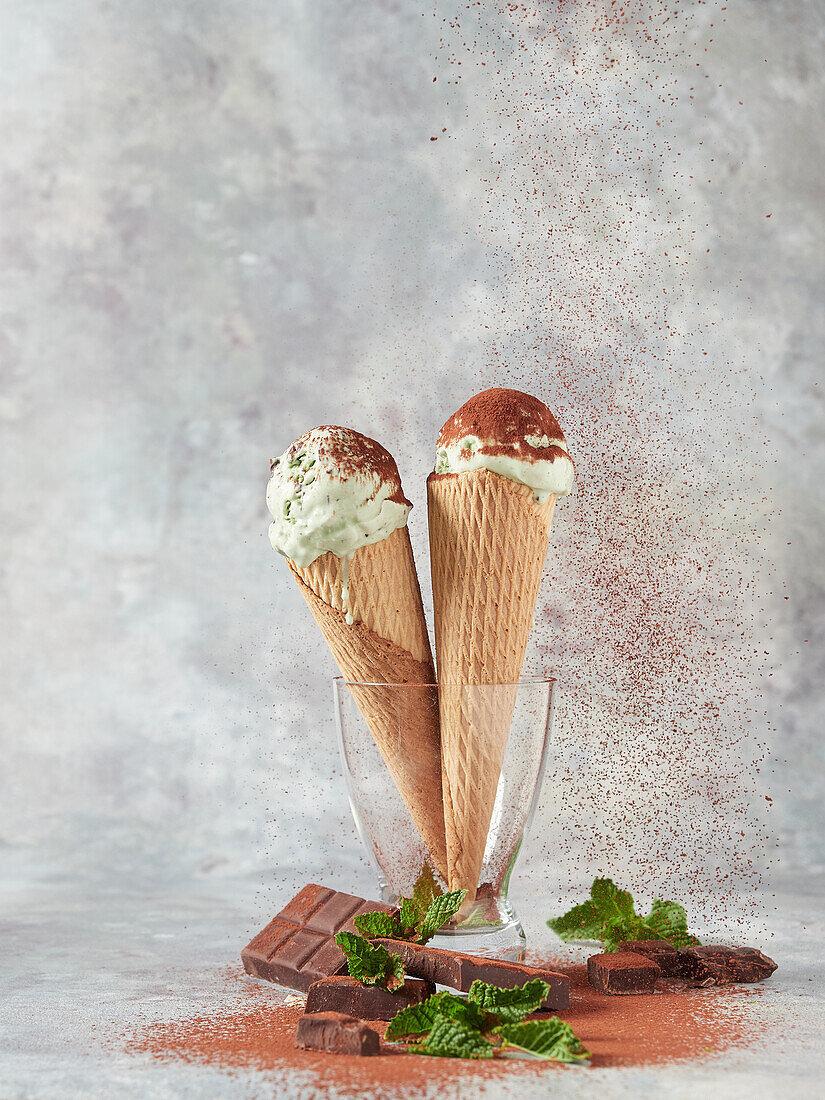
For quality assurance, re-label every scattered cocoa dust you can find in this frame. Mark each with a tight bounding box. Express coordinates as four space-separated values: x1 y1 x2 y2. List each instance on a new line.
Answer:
414 0 778 938
126 964 768 1091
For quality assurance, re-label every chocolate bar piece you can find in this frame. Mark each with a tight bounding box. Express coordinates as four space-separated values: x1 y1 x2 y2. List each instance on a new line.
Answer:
305 975 435 1020
587 952 661 995
680 945 777 987
242 884 397 992
295 1011 380 1056
372 938 569 1010
618 939 683 978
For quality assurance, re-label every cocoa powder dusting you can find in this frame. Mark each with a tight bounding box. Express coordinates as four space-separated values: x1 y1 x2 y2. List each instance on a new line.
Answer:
288 426 410 507
126 965 768 1088
437 387 569 460
416 2 776 935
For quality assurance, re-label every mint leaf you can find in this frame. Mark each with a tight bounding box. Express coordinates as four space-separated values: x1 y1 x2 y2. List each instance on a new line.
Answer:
419 890 467 943
383 952 406 992
386 992 485 1041
496 1018 590 1063
334 931 405 991
547 889 608 943
640 899 700 949
548 878 700 952
411 865 442 913
386 995 445 1041
468 979 549 1023
410 1016 494 1059
353 911 403 940
399 896 423 932
591 877 635 923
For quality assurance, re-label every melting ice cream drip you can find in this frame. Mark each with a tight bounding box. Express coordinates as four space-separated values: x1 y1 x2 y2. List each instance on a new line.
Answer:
341 554 354 625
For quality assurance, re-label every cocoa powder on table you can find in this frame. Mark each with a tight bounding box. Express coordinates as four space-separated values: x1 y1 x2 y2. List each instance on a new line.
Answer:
126 963 768 1090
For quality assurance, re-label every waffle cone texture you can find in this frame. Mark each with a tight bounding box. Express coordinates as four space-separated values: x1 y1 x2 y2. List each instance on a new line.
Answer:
427 468 556 895
288 526 448 880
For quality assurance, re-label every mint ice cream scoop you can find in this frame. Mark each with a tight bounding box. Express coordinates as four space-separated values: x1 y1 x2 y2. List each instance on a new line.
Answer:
266 426 412 569
433 387 574 503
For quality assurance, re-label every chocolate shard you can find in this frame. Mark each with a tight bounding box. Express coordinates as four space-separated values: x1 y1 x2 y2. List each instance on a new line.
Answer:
618 939 683 978
305 975 435 1020
679 945 778 987
372 938 570 1010
242 884 397 993
372 939 462 989
295 1011 380 1056
587 951 661 995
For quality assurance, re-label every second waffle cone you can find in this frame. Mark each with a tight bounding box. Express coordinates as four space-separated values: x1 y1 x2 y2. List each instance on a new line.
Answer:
427 467 556 897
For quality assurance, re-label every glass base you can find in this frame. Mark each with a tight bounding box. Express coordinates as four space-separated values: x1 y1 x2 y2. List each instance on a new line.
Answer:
428 917 527 961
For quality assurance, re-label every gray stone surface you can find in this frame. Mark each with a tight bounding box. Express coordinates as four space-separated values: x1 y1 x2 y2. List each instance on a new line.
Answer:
1 0 823 1095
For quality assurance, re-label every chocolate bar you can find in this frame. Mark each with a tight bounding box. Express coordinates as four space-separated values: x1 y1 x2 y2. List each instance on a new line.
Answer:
680 945 777 987
242 884 397 992
305 975 435 1020
587 951 661 995
617 939 683 978
371 938 570 1009
295 1011 380 1055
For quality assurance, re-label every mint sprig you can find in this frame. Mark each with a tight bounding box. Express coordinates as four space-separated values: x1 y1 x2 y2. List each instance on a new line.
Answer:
467 979 549 1023
334 931 405 991
386 978 589 1062
547 877 700 952
355 887 466 946
496 1019 591 1063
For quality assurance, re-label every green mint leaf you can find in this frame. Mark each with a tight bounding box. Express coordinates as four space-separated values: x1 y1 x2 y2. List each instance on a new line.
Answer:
384 952 406 992
334 931 404 989
353 911 403 940
386 991 485 1041
418 890 467 943
411 865 442 913
548 877 637 947
440 996 487 1031
638 898 700 948
496 1018 590 1063
399 896 423 932
547 878 700 951
591 877 636 922
547 894 607 943
386 995 445 1041
409 1016 494 1059
468 979 549 1023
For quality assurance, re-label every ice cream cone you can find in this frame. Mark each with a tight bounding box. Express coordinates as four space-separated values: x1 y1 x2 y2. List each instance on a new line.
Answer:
428 467 557 896
288 526 448 880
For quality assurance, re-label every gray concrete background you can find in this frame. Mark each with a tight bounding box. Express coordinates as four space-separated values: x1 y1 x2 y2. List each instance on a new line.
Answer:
1 0 823 1095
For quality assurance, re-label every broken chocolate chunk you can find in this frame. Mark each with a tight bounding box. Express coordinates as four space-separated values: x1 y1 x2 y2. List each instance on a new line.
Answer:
295 1011 380 1055
587 951 661 995
371 938 570 1009
305 975 435 1020
618 939 683 978
680 945 777 987
241 884 397 992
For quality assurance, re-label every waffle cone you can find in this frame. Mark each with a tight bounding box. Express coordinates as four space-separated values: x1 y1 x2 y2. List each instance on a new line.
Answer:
288 526 448 880
427 468 556 896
